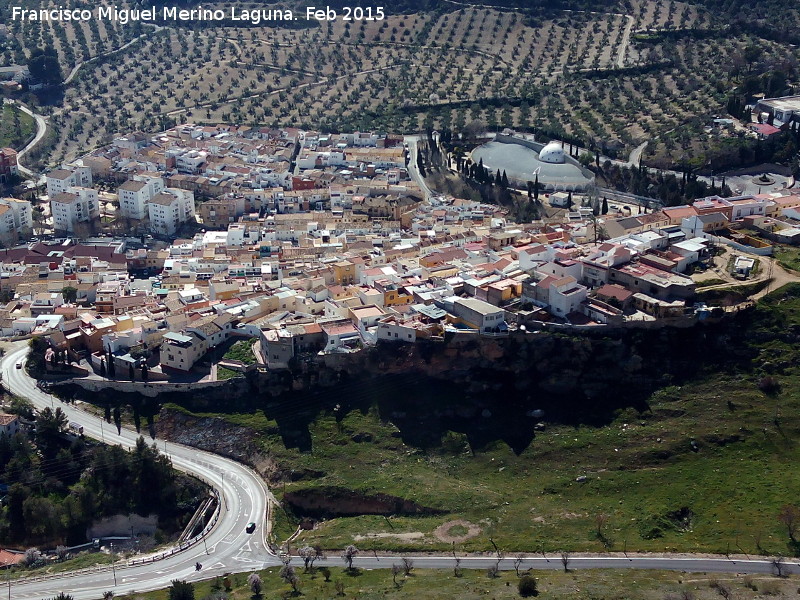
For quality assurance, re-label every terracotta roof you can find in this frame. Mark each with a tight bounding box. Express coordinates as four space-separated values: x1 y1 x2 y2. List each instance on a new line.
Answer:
0 413 17 426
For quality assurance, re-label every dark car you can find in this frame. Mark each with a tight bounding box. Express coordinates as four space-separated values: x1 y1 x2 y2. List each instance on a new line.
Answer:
246 522 256 534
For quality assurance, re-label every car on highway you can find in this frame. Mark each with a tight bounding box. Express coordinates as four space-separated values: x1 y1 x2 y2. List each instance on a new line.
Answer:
246 522 256 534
15 362 22 369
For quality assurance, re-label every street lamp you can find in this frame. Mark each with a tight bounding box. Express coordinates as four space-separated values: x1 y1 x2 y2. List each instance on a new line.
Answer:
110 542 117 586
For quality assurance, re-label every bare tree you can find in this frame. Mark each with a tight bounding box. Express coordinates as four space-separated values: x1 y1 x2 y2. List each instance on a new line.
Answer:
513 553 526 576
299 545 319 572
279 563 295 583
287 572 300 593
22 548 40 567
772 556 786 577
753 529 766 554
248 572 262 596
778 505 800 542
102 593 114 600
401 557 414 575
342 544 358 571
279 564 299 592
595 513 609 539
453 556 462 578
560 550 570 572
55 545 69 560
335 581 345 596
710 579 732 600
487 563 499 578
391 563 402 586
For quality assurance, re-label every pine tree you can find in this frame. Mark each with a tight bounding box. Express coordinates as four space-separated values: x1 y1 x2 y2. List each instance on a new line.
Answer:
601 197 609 214
501 170 509 188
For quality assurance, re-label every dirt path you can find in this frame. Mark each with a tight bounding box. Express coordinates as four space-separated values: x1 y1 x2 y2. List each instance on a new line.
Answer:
697 255 800 298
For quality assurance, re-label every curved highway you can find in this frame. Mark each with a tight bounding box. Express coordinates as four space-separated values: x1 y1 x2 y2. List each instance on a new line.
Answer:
2 344 279 600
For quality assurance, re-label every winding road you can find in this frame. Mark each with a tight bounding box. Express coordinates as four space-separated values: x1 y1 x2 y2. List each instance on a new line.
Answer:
1 344 277 600
2 343 800 598
8 101 47 178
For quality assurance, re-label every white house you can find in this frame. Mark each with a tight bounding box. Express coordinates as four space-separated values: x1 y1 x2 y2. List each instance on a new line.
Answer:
46 164 92 197
518 244 552 272
545 275 588 318
160 331 207 371
377 317 418 343
51 188 100 233
148 189 196 236
0 413 20 437
451 297 506 332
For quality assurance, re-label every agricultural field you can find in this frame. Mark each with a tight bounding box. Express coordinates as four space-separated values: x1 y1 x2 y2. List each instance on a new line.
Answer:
3 0 796 169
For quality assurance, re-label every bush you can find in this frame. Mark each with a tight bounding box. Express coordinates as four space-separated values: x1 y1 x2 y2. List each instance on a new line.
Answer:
758 376 781 395
518 575 538 597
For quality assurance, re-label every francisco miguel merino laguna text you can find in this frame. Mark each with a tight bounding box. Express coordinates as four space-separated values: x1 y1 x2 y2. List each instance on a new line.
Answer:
11 6 304 25
11 5 386 23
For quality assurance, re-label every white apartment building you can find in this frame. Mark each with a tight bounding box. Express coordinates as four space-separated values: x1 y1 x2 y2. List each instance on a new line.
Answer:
46 164 92 197
118 176 164 220
0 197 32 243
148 188 196 236
51 187 100 233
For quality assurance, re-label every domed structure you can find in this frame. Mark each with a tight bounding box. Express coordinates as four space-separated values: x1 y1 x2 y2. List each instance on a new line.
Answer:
538 141 566 164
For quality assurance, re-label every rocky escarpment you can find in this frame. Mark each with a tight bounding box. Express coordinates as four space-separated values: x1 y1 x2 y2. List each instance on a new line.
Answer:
155 409 261 463
65 315 759 456
283 486 446 518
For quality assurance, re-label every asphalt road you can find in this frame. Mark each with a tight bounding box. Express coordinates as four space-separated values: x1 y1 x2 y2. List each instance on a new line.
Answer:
1 344 278 600
404 135 435 201
350 554 798 576
4 100 47 178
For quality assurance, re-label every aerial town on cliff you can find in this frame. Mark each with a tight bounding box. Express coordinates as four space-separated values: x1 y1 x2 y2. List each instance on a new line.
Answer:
0 123 798 383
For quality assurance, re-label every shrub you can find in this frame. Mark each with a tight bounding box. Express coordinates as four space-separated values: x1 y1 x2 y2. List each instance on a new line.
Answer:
758 376 781 395
518 575 538 597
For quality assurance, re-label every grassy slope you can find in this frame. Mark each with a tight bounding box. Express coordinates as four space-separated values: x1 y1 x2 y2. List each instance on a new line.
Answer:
118 567 797 600
0 104 35 150
223 339 257 365
172 285 800 557
775 246 800 273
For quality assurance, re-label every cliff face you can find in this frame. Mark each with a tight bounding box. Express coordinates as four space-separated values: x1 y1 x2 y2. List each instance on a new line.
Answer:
254 325 736 409
218 323 750 453
66 318 756 456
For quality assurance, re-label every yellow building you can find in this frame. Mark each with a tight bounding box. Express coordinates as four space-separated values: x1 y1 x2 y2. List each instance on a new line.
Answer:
332 260 356 285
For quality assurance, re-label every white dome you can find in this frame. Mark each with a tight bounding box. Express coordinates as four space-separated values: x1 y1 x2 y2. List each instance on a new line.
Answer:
539 141 566 164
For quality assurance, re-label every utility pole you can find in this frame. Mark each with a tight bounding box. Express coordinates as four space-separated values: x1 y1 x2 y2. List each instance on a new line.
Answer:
110 542 117 586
